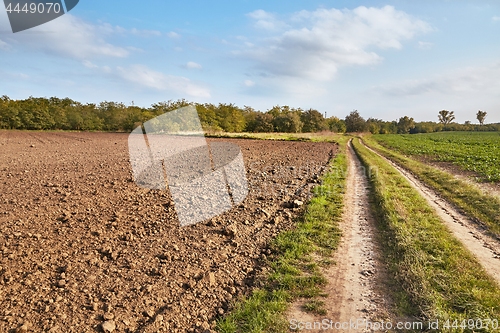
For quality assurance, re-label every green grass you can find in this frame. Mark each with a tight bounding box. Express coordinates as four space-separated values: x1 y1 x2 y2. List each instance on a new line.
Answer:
206 131 344 143
373 132 500 182
363 135 500 239
216 136 349 333
352 138 500 332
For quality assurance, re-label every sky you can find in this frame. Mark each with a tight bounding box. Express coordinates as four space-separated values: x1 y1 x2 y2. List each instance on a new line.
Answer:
1 0 499 123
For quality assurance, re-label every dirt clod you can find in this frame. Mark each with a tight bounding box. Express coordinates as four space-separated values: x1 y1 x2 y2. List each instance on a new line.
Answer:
101 320 116 332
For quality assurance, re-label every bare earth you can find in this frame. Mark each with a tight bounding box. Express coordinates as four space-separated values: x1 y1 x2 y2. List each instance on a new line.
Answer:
288 141 392 332
362 141 500 285
0 131 336 333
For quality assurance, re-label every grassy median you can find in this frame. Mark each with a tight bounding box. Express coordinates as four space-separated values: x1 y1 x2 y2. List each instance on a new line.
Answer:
217 136 349 333
352 138 500 331
363 135 500 239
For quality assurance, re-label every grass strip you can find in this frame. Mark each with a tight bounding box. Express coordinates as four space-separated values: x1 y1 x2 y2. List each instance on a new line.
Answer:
363 135 500 239
205 132 342 143
216 136 349 333
352 138 500 331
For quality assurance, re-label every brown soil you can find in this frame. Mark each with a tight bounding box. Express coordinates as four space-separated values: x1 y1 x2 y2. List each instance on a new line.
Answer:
0 131 336 333
362 141 500 285
288 141 392 332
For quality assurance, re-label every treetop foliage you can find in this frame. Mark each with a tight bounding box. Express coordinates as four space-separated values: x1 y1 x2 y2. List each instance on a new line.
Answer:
0 96 498 134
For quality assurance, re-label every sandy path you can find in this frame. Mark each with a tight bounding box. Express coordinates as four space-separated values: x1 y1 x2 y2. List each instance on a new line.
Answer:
288 141 391 332
361 140 500 285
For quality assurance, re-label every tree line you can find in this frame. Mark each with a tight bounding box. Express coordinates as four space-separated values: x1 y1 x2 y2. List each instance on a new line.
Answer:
0 95 498 133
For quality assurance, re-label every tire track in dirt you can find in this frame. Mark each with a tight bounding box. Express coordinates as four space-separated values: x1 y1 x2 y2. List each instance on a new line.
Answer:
361 140 500 285
289 141 391 332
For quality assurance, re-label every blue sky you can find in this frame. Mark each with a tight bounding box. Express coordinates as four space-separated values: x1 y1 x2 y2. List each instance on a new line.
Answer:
1 0 499 123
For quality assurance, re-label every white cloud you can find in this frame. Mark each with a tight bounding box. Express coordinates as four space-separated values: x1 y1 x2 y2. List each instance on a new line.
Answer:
239 6 432 81
247 9 288 31
186 61 202 69
0 39 9 50
2 14 129 59
492 16 500 21
418 41 433 49
167 31 181 39
116 64 210 98
374 61 500 97
244 80 255 87
82 60 98 69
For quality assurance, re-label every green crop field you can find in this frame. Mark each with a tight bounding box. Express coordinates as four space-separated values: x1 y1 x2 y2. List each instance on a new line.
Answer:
373 132 500 182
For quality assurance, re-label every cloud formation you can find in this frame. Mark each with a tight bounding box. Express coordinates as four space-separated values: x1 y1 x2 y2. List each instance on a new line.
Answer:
186 61 202 69
167 31 181 39
0 14 129 59
244 80 255 87
418 41 433 49
0 39 9 50
116 65 210 98
374 61 500 97
239 6 431 81
246 10 288 31
0 12 168 61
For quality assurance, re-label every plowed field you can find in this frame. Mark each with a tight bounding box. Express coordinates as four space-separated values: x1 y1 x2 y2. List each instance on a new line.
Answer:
0 131 336 333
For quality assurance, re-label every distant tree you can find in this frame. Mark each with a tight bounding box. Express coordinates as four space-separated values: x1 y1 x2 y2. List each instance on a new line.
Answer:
253 113 274 132
438 110 455 125
273 112 303 133
300 108 327 132
345 110 367 132
267 105 291 118
121 106 145 132
197 103 222 132
150 99 190 116
241 106 259 132
476 110 487 125
366 118 384 134
214 103 246 132
326 116 346 133
397 116 415 134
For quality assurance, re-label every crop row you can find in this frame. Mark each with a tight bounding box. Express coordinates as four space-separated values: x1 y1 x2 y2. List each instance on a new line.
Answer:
373 132 500 182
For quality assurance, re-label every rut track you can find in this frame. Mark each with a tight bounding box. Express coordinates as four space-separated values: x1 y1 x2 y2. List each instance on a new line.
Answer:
360 139 500 285
288 140 391 332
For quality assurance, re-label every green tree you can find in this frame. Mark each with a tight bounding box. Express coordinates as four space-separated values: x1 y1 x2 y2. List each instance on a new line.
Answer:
267 105 291 118
438 110 455 125
326 116 346 133
150 99 191 116
397 116 415 134
273 112 303 132
301 108 327 132
121 106 145 132
476 110 487 125
197 103 222 132
366 118 384 134
18 97 55 130
242 106 259 132
379 121 397 134
253 113 274 132
215 103 245 132
345 110 367 132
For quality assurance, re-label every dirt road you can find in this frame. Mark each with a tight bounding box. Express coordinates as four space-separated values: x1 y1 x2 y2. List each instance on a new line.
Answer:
361 140 500 286
288 141 391 332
